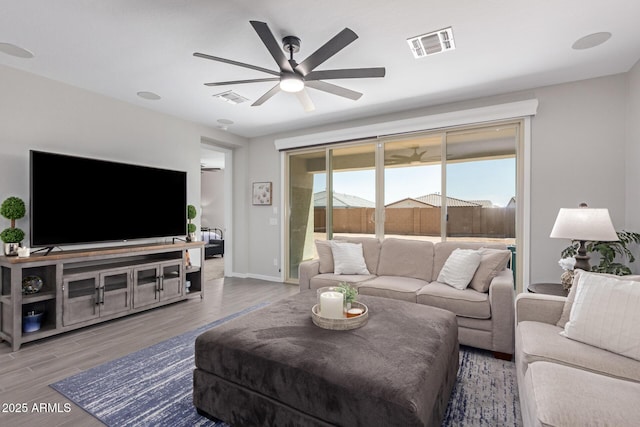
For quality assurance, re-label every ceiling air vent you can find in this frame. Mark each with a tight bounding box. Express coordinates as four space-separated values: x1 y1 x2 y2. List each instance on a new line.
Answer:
213 90 249 104
407 27 455 58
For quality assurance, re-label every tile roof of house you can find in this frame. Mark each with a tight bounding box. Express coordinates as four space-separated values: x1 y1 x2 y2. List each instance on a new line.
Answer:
414 193 483 207
314 191 375 208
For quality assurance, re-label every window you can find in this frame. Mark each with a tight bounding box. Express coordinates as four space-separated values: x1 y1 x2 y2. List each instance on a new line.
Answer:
285 121 521 284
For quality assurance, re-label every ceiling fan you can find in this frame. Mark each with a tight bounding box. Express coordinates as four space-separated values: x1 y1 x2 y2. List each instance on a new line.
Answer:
385 147 429 165
194 20 385 112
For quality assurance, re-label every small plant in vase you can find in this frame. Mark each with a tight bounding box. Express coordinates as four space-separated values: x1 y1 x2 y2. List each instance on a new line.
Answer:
337 282 358 309
0 196 26 256
186 204 197 242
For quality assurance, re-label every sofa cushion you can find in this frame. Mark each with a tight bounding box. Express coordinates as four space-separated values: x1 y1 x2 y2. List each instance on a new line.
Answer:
437 248 482 290
330 241 369 275
432 241 506 282
376 238 434 281
309 273 377 291
562 271 640 361
315 239 334 274
469 248 511 293
334 236 381 275
357 276 427 303
556 270 640 327
417 282 491 319
522 361 640 427
516 320 640 382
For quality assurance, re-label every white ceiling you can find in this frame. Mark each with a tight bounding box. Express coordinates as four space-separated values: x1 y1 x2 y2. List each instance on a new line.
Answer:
1 1 640 139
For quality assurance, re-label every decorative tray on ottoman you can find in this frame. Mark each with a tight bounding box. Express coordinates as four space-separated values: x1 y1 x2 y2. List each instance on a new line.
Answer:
311 301 368 330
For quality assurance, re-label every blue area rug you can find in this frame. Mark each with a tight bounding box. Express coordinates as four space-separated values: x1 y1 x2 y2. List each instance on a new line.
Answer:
51 303 521 426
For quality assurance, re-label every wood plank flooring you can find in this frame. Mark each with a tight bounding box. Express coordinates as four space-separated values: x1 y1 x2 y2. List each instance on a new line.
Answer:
0 277 299 427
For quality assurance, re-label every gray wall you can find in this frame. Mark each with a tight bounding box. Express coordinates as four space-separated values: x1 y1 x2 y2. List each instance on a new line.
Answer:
242 73 634 284
625 59 640 264
0 64 246 262
3 61 637 284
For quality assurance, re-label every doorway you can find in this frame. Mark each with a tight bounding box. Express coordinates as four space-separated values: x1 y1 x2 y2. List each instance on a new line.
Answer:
200 144 228 280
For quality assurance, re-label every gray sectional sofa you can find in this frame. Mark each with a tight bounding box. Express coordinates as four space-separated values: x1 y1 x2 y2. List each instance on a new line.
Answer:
299 236 515 358
515 273 640 427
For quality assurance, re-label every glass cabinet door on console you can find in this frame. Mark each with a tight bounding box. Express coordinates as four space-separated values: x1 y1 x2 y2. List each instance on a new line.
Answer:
133 260 183 309
63 272 100 325
63 268 132 326
159 261 183 301
99 268 131 317
133 265 161 309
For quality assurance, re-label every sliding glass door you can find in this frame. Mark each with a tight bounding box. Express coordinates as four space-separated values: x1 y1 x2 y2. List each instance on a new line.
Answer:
285 121 521 283
383 134 443 241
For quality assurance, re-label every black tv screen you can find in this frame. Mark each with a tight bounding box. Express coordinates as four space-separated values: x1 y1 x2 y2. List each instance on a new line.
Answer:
30 150 187 247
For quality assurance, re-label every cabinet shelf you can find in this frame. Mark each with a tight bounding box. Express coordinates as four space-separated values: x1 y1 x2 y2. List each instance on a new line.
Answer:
22 290 56 303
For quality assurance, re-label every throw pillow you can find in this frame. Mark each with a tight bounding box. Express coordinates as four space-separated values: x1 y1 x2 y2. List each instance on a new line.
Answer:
469 248 511 293
556 270 640 327
315 240 334 274
437 248 482 290
330 241 370 275
562 271 640 361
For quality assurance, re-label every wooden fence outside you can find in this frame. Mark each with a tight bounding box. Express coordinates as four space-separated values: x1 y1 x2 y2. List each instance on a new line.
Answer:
314 206 515 238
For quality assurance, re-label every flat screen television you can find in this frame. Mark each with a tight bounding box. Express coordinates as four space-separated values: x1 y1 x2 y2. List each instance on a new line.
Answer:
30 150 187 248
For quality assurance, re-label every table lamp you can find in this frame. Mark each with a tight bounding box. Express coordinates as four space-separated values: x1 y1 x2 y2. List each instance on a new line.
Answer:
549 203 618 271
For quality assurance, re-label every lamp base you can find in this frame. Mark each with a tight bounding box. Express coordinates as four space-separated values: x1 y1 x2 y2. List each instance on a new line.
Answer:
574 240 591 271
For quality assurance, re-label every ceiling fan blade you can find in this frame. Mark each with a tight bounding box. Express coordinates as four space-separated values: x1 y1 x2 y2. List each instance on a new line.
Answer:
252 84 281 106
204 78 279 86
305 80 362 101
250 21 294 73
296 89 315 112
193 52 279 76
295 28 358 75
305 67 386 81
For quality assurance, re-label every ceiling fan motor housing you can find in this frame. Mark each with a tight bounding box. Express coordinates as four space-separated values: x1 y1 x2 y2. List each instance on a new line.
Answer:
282 36 301 54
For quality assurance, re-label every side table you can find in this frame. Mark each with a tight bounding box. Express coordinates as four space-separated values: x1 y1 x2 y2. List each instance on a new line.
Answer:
527 282 568 297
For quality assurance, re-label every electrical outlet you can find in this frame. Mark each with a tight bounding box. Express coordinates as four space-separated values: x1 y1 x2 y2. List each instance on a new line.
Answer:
273 258 278 266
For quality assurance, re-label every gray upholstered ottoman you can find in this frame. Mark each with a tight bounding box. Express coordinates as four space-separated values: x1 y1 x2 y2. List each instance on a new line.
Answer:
193 292 459 427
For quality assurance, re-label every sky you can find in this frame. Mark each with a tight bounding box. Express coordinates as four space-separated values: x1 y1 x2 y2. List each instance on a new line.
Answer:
313 158 516 207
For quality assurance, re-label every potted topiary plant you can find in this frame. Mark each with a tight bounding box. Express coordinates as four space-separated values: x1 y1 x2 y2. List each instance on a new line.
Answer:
186 204 197 242
0 196 26 256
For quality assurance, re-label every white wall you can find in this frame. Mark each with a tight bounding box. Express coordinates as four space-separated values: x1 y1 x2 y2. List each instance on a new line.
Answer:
242 74 630 284
0 64 247 258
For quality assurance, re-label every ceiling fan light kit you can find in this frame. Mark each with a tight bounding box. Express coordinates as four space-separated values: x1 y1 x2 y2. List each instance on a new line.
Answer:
194 20 385 111
279 73 304 93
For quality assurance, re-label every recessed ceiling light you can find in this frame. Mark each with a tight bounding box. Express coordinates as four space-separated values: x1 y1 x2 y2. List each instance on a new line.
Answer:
407 27 455 59
137 91 161 100
216 119 234 131
0 42 34 58
572 32 612 50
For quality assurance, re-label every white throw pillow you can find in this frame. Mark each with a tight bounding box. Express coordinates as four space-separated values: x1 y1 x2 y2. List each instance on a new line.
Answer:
330 241 369 275
562 271 640 361
437 248 482 290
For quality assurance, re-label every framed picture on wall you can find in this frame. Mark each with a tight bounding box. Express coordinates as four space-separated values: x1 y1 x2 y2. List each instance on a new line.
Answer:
252 182 272 205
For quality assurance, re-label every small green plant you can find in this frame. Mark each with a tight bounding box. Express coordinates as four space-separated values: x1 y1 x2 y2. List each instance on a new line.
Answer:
0 196 26 243
561 230 640 276
337 282 358 304
187 204 197 235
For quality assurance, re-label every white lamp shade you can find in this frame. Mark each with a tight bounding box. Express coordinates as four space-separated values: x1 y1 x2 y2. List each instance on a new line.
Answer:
550 208 618 241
